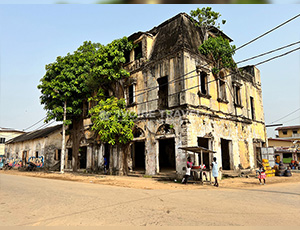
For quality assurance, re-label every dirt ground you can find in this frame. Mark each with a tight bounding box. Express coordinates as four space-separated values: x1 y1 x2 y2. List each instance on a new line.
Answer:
1 169 300 190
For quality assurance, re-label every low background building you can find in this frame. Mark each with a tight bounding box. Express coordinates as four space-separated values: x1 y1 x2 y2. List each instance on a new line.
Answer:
0 128 25 156
5 125 62 168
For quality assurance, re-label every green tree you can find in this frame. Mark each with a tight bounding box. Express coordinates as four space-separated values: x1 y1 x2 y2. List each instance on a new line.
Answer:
190 7 236 76
199 36 236 75
190 7 226 35
89 97 137 175
38 37 133 172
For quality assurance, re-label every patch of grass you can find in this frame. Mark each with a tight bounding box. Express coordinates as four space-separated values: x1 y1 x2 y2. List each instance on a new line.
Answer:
143 175 152 178
282 158 293 164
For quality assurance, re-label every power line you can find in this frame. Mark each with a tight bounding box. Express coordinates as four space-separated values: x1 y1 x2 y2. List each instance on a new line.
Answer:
129 13 300 98
35 120 56 131
271 108 300 124
235 14 300 51
255 47 300 66
32 15 300 126
23 116 47 131
132 45 300 108
282 116 300 124
236 41 300 65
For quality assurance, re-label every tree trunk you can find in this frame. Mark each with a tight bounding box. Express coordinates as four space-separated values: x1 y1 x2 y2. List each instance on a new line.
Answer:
119 143 130 176
72 117 83 172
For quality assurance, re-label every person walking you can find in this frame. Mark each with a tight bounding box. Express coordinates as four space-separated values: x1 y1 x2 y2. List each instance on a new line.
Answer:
211 157 219 187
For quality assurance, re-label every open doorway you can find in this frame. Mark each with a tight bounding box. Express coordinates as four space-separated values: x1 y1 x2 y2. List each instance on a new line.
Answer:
221 139 231 170
22 151 28 166
104 143 110 172
132 141 145 171
79 147 87 169
159 138 175 171
198 137 210 167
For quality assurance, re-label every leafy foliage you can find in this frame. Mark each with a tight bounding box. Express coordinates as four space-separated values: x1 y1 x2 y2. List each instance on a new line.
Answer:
38 37 133 124
190 7 226 30
38 41 98 124
89 97 137 145
199 36 236 75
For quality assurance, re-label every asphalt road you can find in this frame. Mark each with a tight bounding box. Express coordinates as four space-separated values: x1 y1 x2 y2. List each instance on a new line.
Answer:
1 174 299 226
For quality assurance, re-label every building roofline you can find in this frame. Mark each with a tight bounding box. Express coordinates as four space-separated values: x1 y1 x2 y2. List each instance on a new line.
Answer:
5 124 62 144
275 125 300 131
128 12 233 42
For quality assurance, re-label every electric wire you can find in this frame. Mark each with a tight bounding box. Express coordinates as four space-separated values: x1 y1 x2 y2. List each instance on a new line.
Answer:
132 44 300 107
236 41 300 65
28 15 300 127
270 108 300 124
235 14 300 51
23 116 47 131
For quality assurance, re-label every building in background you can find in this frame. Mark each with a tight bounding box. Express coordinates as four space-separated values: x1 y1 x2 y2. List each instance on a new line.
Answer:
5 125 62 169
267 125 300 163
0 128 25 156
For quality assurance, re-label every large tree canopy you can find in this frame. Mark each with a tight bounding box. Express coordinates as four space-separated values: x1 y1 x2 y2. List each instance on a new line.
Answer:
38 37 133 124
38 37 134 172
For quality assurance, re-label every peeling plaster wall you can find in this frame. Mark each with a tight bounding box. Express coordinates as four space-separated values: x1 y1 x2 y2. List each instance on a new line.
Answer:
5 131 62 167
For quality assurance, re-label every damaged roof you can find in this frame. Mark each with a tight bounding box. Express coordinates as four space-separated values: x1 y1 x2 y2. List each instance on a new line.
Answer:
128 12 233 61
6 124 62 144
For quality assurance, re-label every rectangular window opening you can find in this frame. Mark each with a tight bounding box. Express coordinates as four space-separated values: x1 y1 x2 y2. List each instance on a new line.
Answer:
282 130 287 135
128 84 135 104
250 96 255 120
157 76 168 109
199 72 208 95
219 79 226 100
134 42 143 60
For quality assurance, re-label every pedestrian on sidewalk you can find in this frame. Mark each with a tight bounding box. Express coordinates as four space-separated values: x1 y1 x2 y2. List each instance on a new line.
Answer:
258 166 266 185
182 156 193 184
211 157 219 187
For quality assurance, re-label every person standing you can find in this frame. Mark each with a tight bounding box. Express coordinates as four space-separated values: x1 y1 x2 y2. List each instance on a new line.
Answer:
182 156 193 184
211 157 219 187
258 166 266 185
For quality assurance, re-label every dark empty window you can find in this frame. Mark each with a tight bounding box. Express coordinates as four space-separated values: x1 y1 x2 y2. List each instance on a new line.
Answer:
158 76 168 109
55 149 61 161
134 42 142 60
124 50 131 63
199 72 208 95
35 151 39 158
0 138 5 143
219 79 226 100
282 130 287 135
293 130 298 134
233 85 241 105
250 96 255 120
128 84 135 104
68 148 72 161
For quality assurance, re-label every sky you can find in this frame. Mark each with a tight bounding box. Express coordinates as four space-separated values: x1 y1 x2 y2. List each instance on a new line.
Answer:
0 4 299 138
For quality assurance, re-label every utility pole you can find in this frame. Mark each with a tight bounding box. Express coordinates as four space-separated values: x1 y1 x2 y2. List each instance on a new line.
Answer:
60 100 66 173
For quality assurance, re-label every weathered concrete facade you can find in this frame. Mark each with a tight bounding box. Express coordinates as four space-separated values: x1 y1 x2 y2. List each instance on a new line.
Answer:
122 13 267 176
60 13 267 176
0 128 25 155
5 125 62 168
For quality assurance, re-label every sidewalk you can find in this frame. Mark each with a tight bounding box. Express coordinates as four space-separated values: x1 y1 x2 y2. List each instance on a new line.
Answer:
1 169 300 190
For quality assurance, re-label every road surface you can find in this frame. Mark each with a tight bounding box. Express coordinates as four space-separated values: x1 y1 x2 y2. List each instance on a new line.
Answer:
1 173 299 226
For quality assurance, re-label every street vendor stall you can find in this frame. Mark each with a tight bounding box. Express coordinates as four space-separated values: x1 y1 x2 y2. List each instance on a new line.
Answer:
179 146 216 184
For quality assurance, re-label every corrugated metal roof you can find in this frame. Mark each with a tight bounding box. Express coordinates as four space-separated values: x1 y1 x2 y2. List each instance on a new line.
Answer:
6 124 62 144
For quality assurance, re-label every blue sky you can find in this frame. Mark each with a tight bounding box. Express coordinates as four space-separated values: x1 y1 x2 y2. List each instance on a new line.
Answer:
0 4 299 138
